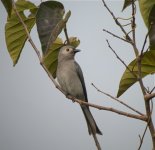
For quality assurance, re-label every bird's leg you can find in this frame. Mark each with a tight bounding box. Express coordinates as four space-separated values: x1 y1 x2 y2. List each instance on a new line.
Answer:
65 93 75 103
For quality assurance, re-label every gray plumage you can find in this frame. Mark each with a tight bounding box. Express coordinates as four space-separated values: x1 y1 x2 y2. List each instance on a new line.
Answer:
56 45 102 136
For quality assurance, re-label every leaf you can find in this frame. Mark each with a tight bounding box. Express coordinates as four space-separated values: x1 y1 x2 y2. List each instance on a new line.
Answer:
68 37 80 48
36 1 71 55
5 0 37 66
139 0 155 28
122 0 136 11
43 37 63 78
117 50 155 97
149 5 155 50
43 37 80 78
1 0 12 17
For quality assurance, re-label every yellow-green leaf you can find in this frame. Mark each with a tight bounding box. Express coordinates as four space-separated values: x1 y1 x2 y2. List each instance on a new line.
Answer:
1 0 12 17
122 0 136 11
139 0 155 28
5 0 37 66
117 50 155 97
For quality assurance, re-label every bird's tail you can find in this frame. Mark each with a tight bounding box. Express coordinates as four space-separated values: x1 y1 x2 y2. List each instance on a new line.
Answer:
81 106 102 150
81 105 102 135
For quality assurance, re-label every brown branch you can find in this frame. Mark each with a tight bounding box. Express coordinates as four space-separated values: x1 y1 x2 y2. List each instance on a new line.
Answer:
144 93 155 102
106 39 137 78
102 0 133 43
92 83 145 116
64 25 70 45
122 23 132 27
138 100 154 150
150 86 155 94
66 95 147 121
131 0 136 46
103 29 131 43
140 24 152 56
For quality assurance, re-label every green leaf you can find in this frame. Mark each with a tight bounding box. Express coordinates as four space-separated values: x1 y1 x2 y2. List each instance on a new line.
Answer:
149 5 155 50
68 37 80 48
122 0 136 11
43 37 63 78
117 50 155 97
139 0 155 28
36 1 71 55
1 0 12 17
5 0 37 66
43 37 80 78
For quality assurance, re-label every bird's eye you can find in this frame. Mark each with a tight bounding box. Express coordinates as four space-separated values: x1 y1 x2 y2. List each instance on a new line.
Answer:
66 48 70 52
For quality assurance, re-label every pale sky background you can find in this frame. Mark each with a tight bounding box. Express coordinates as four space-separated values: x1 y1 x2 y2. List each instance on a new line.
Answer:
0 0 154 150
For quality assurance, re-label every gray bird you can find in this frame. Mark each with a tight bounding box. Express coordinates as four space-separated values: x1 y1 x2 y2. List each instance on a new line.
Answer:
56 45 102 138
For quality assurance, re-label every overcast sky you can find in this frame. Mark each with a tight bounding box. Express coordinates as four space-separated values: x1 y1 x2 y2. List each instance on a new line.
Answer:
0 0 154 150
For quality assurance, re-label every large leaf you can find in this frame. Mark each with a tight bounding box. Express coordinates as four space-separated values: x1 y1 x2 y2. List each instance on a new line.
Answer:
117 50 155 97
122 0 136 11
149 5 155 50
43 37 80 78
1 0 12 17
5 0 37 66
139 0 155 28
36 1 71 55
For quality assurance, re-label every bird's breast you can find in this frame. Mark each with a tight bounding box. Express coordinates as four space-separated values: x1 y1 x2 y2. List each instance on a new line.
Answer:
57 62 85 100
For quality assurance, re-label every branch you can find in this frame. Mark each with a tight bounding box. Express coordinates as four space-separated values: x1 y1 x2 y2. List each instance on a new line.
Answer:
106 39 137 78
144 93 155 102
66 95 147 121
102 0 133 43
103 29 132 43
92 83 145 116
64 25 70 45
138 100 154 150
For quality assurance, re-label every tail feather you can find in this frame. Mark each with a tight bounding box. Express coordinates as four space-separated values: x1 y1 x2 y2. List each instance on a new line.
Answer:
81 106 102 135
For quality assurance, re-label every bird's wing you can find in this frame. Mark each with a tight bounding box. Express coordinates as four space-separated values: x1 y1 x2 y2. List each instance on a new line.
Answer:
75 61 88 101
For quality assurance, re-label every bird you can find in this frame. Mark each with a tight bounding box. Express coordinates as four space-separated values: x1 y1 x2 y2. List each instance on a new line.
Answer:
56 45 102 149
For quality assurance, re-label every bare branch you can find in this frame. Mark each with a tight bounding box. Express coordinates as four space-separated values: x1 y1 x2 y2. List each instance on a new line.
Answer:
103 29 131 43
150 86 155 94
140 24 152 56
144 93 155 102
131 0 136 45
64 25 70 45
92 83 145 116
106 39 137 78
138 100 154 150
102 0 132 43
66 95 147 121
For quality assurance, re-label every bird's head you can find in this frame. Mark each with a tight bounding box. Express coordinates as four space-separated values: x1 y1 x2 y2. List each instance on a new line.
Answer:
58 45 80 61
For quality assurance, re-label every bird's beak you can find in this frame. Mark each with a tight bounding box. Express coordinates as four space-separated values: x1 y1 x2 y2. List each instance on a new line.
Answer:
74 49 81 53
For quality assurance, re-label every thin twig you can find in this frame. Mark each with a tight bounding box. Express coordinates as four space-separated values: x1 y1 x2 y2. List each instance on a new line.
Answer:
140 24 152 56
92 83 145 116
64 25 70 45
122 23 132 27
150 86 155 94
106 39 137 78
102 0 132 43
138 100 154 150
117 17 132 21
103 29 131 43
131 1 136 45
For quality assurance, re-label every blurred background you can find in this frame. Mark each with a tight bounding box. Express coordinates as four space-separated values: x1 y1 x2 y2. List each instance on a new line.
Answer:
0 0 154 150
